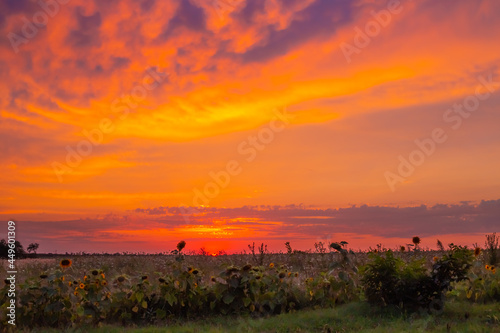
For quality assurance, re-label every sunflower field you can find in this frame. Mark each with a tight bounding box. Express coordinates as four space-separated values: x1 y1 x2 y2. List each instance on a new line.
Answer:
0 237 499 331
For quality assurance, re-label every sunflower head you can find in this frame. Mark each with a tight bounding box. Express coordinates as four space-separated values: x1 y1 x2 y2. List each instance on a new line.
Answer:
79 283 85 289
400 246 405 252
176 240 186 252
60 259 72 269
485 265 491 270
433 256 439 262
141 275 148 280
117 276 125 283
412 236 421 245
101 280 107 286
39 274 48 279
91 270 99 276
474 247 481 257
269 263 274 268
279 272 286 279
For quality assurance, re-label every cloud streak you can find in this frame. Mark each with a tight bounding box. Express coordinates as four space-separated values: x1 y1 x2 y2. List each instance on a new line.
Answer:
5 200 499 253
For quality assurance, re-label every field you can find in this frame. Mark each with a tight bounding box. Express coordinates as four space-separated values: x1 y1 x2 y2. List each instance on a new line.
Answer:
1 239 499 332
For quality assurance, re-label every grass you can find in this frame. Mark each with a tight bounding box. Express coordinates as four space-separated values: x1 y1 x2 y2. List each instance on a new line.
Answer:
31 300 500 333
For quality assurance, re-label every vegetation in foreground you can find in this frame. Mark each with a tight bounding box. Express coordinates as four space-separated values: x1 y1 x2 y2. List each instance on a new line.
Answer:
0 233 499 332
30 301 500 333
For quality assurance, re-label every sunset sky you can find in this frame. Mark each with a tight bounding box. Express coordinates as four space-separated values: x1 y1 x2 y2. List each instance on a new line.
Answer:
1 0 499 254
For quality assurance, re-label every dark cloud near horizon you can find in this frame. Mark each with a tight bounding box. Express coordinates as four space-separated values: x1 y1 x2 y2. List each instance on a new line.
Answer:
4 200 499 253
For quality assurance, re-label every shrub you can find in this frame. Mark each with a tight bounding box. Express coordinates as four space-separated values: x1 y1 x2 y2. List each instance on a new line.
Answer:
360 244 473 312
484 232 499 265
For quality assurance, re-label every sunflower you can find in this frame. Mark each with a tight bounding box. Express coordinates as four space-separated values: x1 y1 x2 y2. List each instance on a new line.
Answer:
279 272 286 279
210 276 216 282
74 291 78 296
474 247 481 257
486 265 491 270
59 259 72 269
101 280 107 286
412 236 421 245
39 274 48 279
192 269 199 275
101 273 105 279
177 240 186 251
158 277 166 283
294 272 299 277
492 268 497 274
400 246 405 252
433 256 439 262
68 282 72 286
269 263 275 268
141 275 148 280
91 270 99 276
117 276 125 283
242 264 252 271
79 283 85 289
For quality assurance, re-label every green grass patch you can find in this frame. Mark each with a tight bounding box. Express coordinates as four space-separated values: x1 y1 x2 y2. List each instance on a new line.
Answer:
31 300 500 333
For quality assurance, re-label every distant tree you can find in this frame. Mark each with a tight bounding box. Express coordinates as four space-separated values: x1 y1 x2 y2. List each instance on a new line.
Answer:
27 242 40 255
0 239 26 258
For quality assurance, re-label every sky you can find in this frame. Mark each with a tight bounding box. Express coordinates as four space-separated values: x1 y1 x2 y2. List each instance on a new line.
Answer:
1 0 499 254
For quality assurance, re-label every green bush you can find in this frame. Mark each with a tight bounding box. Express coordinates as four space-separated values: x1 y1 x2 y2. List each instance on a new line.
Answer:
360 244 473 312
